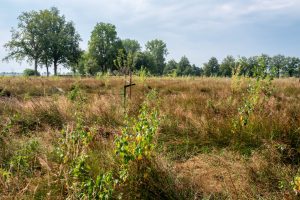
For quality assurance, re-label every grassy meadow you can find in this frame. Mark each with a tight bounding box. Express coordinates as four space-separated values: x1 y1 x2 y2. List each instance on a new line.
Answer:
0 76 300 199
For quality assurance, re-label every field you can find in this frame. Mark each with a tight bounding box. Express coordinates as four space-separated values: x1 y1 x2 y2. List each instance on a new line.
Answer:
0 76 300 199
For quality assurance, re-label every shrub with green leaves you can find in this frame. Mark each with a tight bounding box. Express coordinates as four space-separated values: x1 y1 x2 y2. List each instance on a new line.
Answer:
55 89 160 199
9 140 40 175
232 56 273 147
292 175 300 194
115 95 159 164
23 68 40 76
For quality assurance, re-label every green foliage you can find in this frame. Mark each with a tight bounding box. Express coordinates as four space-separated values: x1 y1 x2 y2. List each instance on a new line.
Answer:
57 84 160 198
163 59 177 75
4 7 81 76
88 22 122 73
176 56 190 76
284 57 300 77
230 66 243 93
3 10 43 75
0 168 11 181
163 57 200 77
176 56 199 76
134 51 155 74
270 54 286 78
45 7 82 75
145 39 168 75
70 156 116 200
115 91 159 164
137 66 149 84
112 90 160 197
83 52 98 75
203 57 220 77
291 174 300 194
201 54 300 78
68 84 81 101
55 87 100 198
7 113 38 135
114 49 134 74
23 68 40 76
122 39 141 55
9 140 40 175
220 55 235 77
232 56 273 147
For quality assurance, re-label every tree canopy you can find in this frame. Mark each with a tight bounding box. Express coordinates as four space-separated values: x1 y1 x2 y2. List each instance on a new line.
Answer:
87 22 122 74
203 57 220 77
4 10 43 75
122 39 141 54
145 39 168 75
4 7 81 76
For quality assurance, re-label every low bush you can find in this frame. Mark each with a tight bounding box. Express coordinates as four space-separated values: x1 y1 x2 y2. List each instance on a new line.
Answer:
23 68 40 76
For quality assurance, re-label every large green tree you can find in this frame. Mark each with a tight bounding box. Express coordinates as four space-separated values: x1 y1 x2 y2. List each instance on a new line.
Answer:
176 56 190 76
46 7 81 75
284 57 300 77
134 52 155 73
122 39 141 54
163 59 177 75
3 7 81 76
37 9 53 76
177 56 196 76
3 10 43 75
271 54 286 78
191 64 202 76
83 53 98 75
87 22 122 74
220 55 235 77
203 57 220 77
244 56 258 77
145 39 168 75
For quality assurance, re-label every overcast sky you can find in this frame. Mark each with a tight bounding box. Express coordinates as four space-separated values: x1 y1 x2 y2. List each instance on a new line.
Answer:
1 0 300 73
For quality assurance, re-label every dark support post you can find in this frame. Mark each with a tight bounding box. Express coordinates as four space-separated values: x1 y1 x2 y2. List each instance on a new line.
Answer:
123 67 135 113
123 85 126 111
129 70 132 99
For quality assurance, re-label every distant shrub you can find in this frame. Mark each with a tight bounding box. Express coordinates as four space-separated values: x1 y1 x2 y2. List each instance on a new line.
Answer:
23 68 40 76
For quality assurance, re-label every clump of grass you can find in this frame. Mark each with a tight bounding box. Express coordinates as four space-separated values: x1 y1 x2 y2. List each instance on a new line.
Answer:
0 87 11 97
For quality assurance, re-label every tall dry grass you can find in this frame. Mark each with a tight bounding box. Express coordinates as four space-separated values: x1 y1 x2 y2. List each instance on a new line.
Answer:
0 76 299 199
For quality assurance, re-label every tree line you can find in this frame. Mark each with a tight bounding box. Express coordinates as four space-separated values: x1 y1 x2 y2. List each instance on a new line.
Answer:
203 55 300 78
3 7 300 78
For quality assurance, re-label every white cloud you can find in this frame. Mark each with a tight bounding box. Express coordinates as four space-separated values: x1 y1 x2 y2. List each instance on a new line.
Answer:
213 0 300 22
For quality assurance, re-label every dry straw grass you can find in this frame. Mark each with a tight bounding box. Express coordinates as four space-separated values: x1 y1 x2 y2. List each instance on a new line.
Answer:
0 76 299 199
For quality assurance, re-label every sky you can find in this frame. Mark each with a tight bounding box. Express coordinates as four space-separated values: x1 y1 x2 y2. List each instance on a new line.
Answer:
0 0 300 73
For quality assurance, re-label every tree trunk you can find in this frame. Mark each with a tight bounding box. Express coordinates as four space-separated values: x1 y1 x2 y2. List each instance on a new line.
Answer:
54 61 58 76
45 59 49 77
34 59 38 76
46 65 49 77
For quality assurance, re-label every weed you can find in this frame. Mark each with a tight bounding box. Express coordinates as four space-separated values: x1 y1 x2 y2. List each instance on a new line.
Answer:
292 175 300 194
232 56 273 149
137 67 149 85
9 140 40 175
